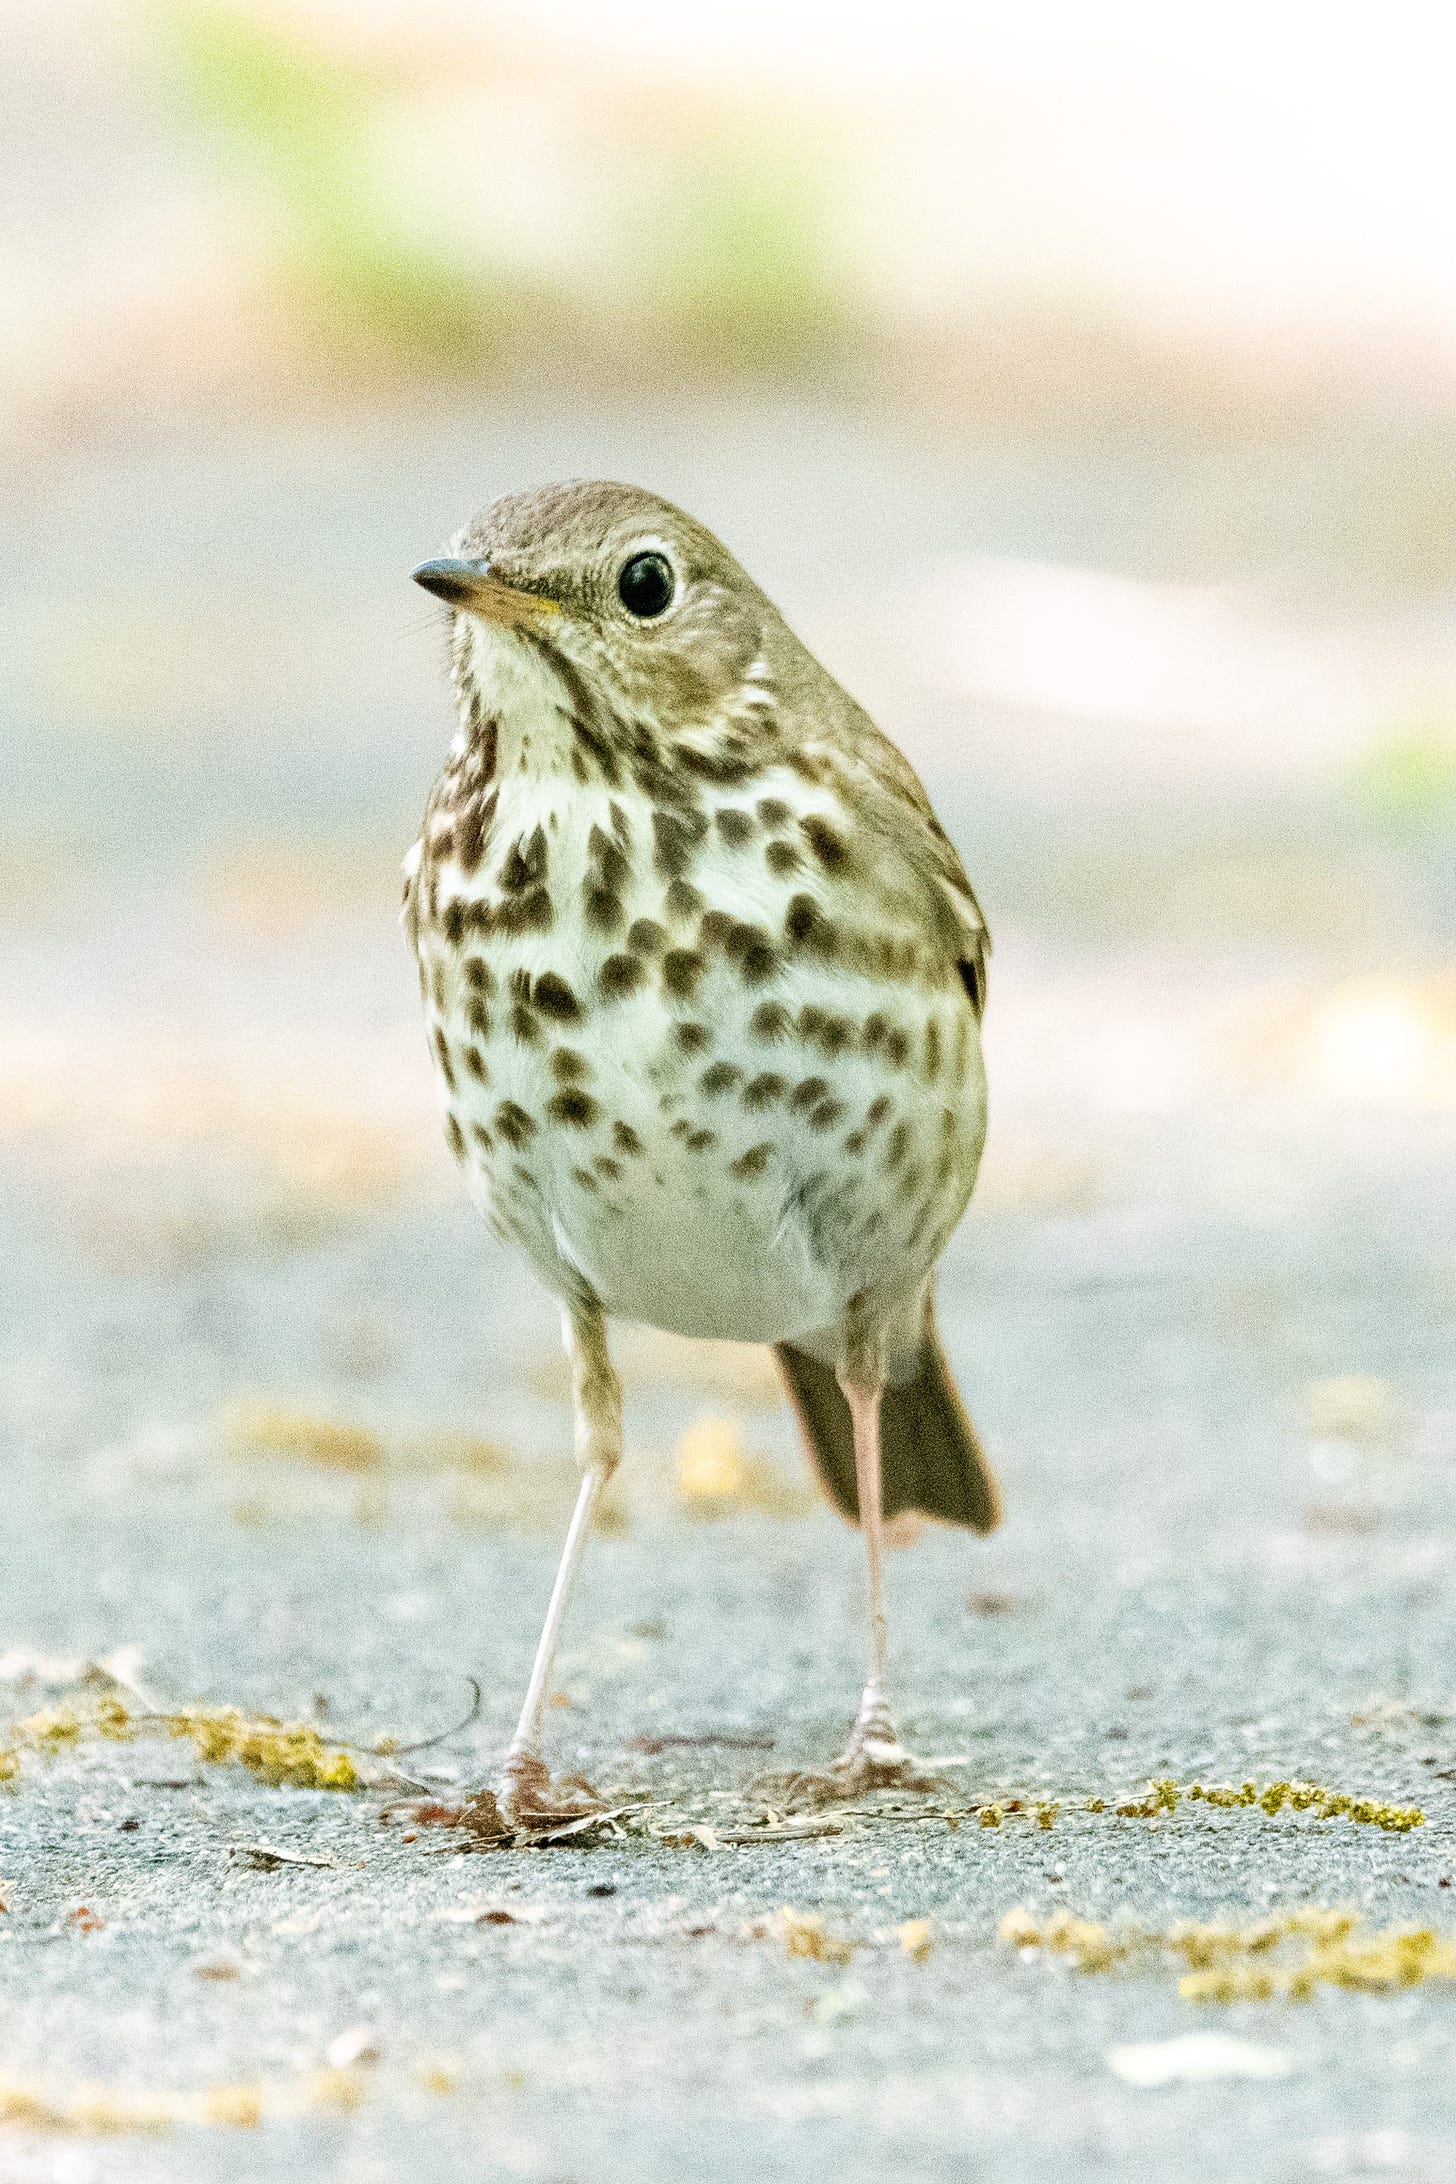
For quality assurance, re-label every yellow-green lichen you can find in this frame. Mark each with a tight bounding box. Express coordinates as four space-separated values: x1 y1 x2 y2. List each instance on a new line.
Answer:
0 1700 358 1793
1111 1778 1424 1833
1001 1904 1456 2002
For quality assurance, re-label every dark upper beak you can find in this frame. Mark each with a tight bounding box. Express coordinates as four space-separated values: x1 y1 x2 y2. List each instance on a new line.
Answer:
411 557 559 627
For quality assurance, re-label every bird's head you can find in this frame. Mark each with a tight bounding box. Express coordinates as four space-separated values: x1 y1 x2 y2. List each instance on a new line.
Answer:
413 480 782 737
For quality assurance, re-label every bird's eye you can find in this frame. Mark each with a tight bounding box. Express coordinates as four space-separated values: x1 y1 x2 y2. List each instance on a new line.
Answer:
617 551 675 620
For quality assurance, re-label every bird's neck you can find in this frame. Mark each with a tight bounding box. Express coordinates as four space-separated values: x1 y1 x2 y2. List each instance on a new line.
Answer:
451 620 778 803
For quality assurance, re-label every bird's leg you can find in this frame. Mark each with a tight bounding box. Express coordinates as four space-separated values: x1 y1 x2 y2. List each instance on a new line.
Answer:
833 1365 938 1792
499 1297 620 1830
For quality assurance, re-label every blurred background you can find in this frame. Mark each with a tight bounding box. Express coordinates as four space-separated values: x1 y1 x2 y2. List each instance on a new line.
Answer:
2 0 1454 1594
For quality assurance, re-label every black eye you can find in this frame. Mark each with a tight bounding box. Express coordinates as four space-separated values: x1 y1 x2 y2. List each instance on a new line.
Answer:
618 551 675 619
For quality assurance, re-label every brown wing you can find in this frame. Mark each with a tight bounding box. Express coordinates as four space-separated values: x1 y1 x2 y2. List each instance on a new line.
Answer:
804 725 990 1018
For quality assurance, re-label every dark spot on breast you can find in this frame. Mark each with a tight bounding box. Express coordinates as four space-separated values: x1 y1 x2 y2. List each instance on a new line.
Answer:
750 1000 791 1042
807 1096 846 1131
495 1101 537 1147
455 793 491 873
866 1095 892 1129
684 1128 716 1151
844 1129 866 1155
698 910 734 951
464 1046 488 1081
732 1143 772 1179
594 1155 623 1181
465 957 495 993
699 1061 742 1097
783 895 836 956
925 1018 942 1080
613 1120 644 1156
790 1076 831 1113
662 949 705 1000
757 796 792 828
652 807 709 878
571 1166 599 1193
584 885 625 934
466 998 490 1039
588 823 629 892
800 1006 854 1056
509 1002 541 1043
743 1071 787 1110
600 953 645 999
674 1021 711 1054
885 1028 911 1068
550 1048 590 1083
533 973 581 1022
443 900 467 947
470 1121 493 1152
547 1087 600 1129
432 1028 456 1091
722 920 778 983
664 878 704 923
444 1113 465 1158
714 806 755 846
500 826 548 893
466 695 499 775
885 1121 911 1170
765 839 801 878
675 736 756 787
496 888 554 936
801 815 848 872
628 918 665 956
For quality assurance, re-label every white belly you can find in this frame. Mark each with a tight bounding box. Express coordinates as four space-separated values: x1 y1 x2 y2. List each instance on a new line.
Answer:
416 763 986 1346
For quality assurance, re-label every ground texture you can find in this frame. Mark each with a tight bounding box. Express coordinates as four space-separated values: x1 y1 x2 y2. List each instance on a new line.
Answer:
2 404 1453 2181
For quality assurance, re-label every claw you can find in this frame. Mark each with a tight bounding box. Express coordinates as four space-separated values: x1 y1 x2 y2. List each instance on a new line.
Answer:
831 1692 946 1796
500 1749 607 1833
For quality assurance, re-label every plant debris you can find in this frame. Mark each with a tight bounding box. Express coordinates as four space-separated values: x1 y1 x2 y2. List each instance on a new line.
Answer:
772 1907 858 1965
1106 1778 1424 1833
898 1918 934 1960
1001 1905 1456 2000
0 2066 370 2134
385 1786 639 1850
626 1732 774 1754
229 1842 340 1871
0 1678 481 1794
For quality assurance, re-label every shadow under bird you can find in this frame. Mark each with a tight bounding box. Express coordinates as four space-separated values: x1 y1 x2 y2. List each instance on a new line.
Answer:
407 481 998 1825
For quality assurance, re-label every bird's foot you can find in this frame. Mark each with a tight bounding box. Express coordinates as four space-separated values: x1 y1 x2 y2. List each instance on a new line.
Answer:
831 1691 944 1796
499 1750 607 1835
749 1695 945 1811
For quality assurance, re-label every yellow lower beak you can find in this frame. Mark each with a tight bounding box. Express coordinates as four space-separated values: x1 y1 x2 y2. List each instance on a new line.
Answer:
411 558 560 628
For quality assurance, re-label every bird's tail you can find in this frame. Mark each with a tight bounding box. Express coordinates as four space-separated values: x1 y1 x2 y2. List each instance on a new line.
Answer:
774 1331 999 1532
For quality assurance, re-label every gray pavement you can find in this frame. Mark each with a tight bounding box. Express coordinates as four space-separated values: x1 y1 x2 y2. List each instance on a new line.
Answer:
2 403 1455 2181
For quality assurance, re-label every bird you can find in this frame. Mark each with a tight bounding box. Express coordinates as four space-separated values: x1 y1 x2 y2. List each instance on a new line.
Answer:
405 480 998 1828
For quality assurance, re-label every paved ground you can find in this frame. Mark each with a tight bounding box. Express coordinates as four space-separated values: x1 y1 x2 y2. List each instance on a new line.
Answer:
2 403 1453 2180
4 904 1456 2184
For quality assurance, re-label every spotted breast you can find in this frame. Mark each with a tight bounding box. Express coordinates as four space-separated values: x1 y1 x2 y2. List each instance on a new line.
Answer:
405 609 986 1351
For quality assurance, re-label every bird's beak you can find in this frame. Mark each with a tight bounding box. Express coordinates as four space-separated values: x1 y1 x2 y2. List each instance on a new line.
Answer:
411 558 560 627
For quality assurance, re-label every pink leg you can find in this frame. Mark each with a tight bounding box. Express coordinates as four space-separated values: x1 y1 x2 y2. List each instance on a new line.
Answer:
834 1377 935 1786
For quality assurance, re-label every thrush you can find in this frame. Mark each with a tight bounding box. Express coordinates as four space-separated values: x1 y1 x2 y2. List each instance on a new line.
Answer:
407 481 998 1826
